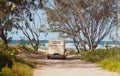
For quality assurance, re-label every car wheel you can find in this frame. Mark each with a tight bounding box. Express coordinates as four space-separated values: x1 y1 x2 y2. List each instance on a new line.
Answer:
47 56 50 59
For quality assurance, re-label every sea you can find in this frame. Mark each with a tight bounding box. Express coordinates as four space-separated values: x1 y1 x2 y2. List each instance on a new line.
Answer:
8 40 120 50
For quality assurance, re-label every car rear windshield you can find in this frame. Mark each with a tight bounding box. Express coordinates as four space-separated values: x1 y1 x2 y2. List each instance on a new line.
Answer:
53 41 61 44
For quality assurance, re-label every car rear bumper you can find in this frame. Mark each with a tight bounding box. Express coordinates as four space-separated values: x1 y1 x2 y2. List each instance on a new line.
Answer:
47 54 66 59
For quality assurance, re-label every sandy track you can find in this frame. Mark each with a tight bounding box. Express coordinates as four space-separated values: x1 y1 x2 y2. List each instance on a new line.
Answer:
33 55 120 76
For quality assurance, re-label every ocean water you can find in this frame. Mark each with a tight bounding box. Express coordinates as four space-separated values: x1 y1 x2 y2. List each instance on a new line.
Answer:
8 40 120 49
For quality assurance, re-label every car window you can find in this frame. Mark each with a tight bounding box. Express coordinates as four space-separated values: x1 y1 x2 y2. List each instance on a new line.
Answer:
53 41 61 44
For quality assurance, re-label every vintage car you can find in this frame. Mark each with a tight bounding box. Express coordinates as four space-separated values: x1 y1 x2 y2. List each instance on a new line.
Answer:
47 39 66 59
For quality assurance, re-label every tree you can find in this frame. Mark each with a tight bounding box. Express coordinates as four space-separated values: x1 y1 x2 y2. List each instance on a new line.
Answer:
108 0 120 47
46 0 116 52
16 10 46 51
0 0 44 48
0 0 43 46
12 0 46 51
115 0 120 47
0 0 16 46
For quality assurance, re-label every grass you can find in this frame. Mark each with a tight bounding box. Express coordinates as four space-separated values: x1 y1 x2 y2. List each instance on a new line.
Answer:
97 56 120 73
1 62 33 76
14 57 36 68
80 47 120 73
12 62 33 76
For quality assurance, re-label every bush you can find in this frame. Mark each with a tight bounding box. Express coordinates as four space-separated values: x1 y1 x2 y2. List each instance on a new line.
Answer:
15 58 36 68
80 48 120 62
98 56 120 73
80 50 106 62
1 66 13 76
80 47 120 73
0 50 14 71
0 40 34 76
1 61 33 76
12 62 33 76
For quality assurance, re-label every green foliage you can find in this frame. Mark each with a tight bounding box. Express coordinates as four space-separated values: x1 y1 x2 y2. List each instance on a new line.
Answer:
12 62 33 76
1 62 33 76
0 40 34 76
0 40 7 51
80 49 106 62
0 56 13 71
0 41 16 71
80 48 120 62
1 66 13 76
80 47 120 73
15 58 36 68
98 56 120 73
0 47 34 76
0 53 13 70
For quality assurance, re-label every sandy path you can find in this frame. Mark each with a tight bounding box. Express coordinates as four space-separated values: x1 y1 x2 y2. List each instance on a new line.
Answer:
33 55 120 76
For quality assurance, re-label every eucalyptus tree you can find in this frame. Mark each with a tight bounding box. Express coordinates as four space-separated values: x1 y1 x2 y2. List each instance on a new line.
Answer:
12 0 46 51
46 0 116 52
15 10 46 51
0 0 45 51
0 0 16 46
114 0 120 46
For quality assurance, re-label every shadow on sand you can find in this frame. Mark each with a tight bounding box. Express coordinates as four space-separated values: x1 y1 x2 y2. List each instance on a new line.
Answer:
35 55 98 69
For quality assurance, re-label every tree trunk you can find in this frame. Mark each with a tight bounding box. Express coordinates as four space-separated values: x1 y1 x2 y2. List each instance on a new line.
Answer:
73 40 80 53
73 40 87 53
75 44 80 53
0 30 8 47
89 45 97 51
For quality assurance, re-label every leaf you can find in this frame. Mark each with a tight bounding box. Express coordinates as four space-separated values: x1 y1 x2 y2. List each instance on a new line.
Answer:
10 3 16 11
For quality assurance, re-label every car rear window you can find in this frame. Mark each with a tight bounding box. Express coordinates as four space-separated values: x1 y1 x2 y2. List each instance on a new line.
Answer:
53 41 61 44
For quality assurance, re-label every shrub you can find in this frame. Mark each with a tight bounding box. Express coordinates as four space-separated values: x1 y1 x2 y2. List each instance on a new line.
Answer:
1 66 13 76
80 47 120 62
80 47 120 73
0 41 17 71
80 50 105 62
0 40 34 76
98 56 120 73
12 62 33 76
15 58 36 68
0 50 14 71
1 62 33 76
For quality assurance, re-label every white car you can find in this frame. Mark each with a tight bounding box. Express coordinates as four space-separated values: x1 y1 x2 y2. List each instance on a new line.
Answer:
47 39 66 59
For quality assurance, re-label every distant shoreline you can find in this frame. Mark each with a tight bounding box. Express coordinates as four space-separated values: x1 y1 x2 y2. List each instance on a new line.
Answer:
8 40 120 45
8 40 120 49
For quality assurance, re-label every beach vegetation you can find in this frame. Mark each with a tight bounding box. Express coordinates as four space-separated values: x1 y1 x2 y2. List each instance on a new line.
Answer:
97 56 120 73
80 47 120 73
0 39 35 74
1 62 33 76
0 40 35 76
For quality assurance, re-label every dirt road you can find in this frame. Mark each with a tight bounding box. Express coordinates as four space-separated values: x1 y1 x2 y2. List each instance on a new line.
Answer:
33 55 120 76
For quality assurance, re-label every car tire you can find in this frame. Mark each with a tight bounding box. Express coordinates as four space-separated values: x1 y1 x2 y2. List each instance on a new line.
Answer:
47 56 50 59
63 56 66 59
